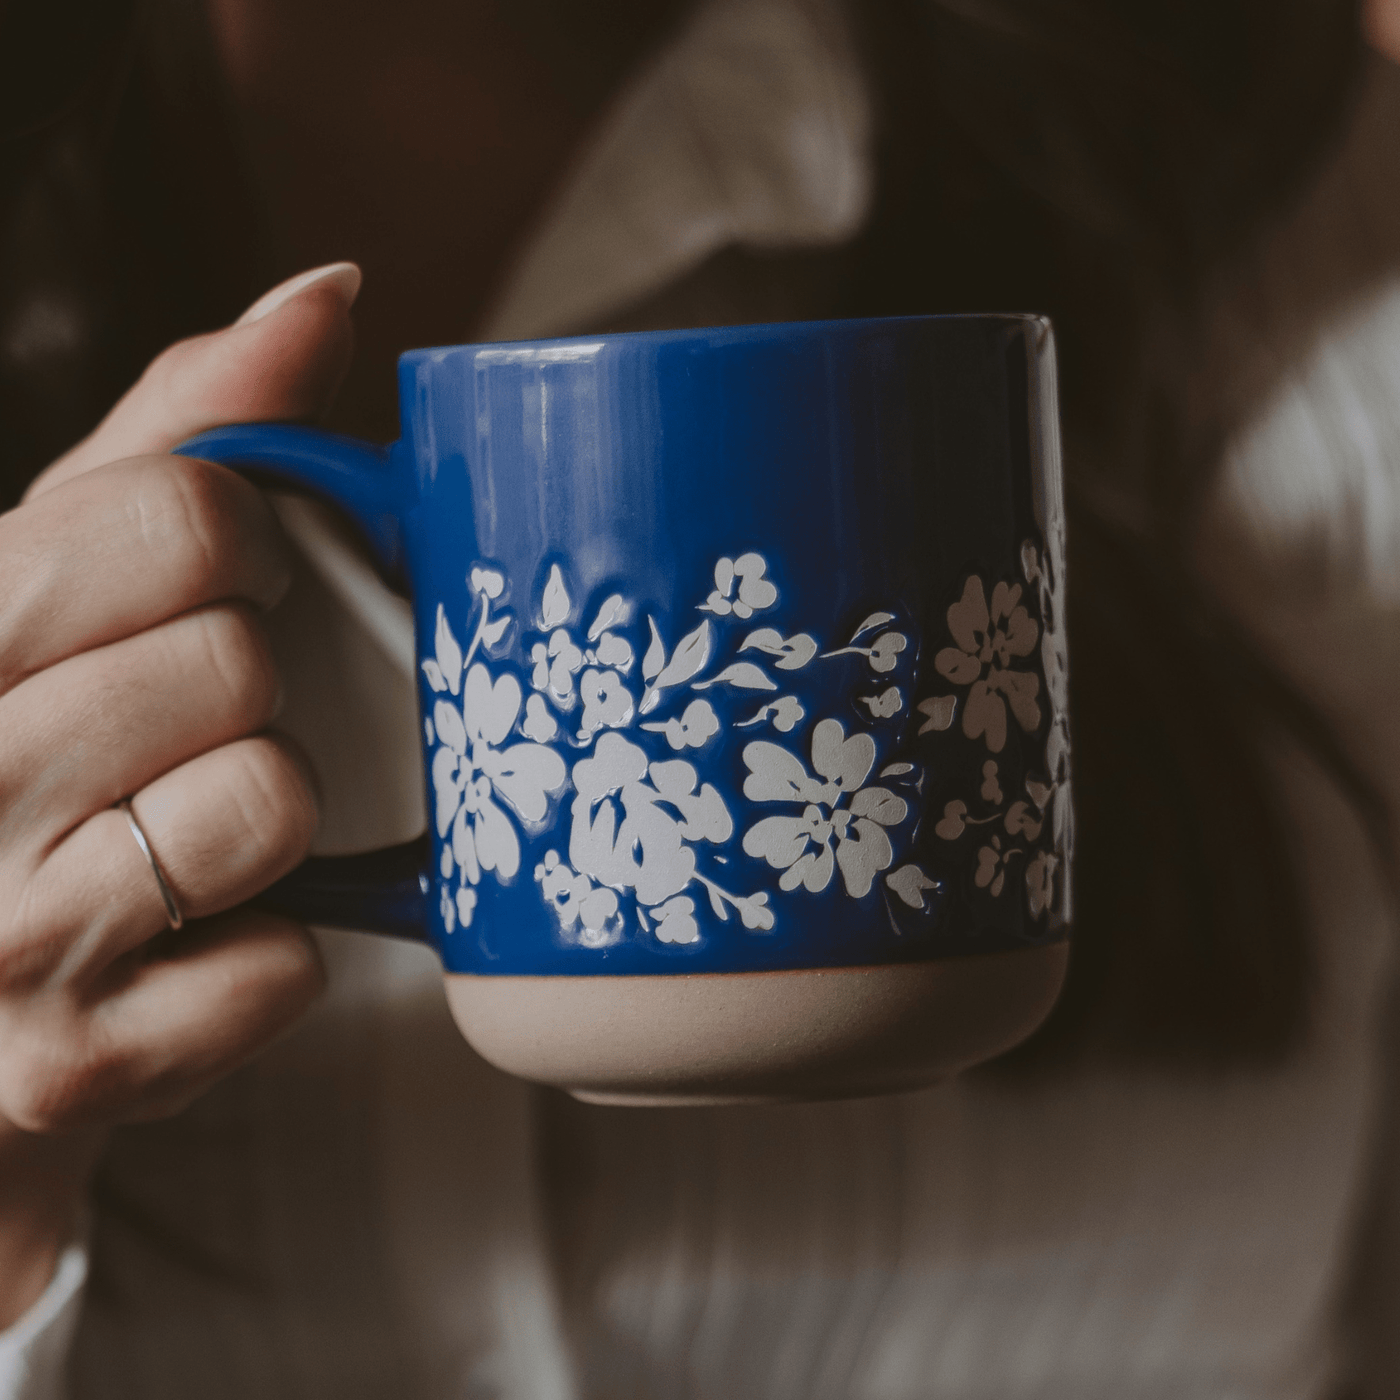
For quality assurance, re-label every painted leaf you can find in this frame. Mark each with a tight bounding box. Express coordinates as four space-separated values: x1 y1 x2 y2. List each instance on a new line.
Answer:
642 617 666 682
887 865 939 911
851 611 894 641
480 615 512 648
433 604 462 695
740 628 817 670
588 594 626 642
694 662 776 692
434 699 467 756
421 659 447 693
737 891 774 930
1025 778 1054 810
918 696 957 734
741 627 784 653
541 564 571 629
654 619 712 689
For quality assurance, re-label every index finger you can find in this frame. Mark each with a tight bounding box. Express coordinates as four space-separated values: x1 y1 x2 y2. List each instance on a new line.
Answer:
0 454 292 697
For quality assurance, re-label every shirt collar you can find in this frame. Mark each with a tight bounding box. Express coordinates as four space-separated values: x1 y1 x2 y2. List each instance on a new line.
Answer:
479 0 872 342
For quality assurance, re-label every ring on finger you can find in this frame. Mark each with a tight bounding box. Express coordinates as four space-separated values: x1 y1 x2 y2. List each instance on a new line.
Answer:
117 798 184 931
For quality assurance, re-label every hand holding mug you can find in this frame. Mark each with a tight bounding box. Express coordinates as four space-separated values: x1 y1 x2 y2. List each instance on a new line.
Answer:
0 264 358 1324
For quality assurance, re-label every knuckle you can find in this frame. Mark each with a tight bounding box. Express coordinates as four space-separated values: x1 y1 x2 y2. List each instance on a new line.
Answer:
125 454 291 611
258 922 328 1005
137 456 239 597
138 333 215 417
160 456 240 593
194 606 279 729
223 741 318 874
0 1025 123 1134
0 919 53 996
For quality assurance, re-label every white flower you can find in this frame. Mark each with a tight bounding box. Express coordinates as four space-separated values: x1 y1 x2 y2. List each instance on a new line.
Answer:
530 628 584 703
700 553 777 618
641 698 720 751
594 632 634 670
859 686 903 719
822 620 909 674
934 575 1041 753
456 886 478 927
534 850 621 946
865 632 907 673
521 693 558 743
653 896 700 944
569 733 732 907
470 567 505 599
741 719 907 898
578 668 634 740
432 662 567 885
735 696 805 732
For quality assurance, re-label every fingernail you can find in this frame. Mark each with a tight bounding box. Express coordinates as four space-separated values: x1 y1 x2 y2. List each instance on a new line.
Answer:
236 262 362 326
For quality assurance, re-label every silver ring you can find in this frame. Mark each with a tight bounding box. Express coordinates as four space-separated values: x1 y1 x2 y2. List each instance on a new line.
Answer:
118 799 184 931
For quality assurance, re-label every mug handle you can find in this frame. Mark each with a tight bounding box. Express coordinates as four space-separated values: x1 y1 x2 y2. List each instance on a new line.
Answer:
177 424 431 943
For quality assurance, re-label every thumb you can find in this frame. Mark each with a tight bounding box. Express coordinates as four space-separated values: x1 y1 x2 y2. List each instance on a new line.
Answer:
29 262 361 499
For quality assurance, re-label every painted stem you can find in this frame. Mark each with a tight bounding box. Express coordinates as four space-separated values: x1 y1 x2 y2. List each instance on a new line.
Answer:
461 596 491 672
693 873 753 919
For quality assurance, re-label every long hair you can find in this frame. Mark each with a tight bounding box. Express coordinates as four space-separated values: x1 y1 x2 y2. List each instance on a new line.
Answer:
0 0 1376 1066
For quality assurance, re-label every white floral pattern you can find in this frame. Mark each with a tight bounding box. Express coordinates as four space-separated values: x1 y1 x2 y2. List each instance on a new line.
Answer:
931 575 1041 754
741 720 908 898
699 553 777 617
422 574 569 932
900 544 1070 926
419 536 1064 950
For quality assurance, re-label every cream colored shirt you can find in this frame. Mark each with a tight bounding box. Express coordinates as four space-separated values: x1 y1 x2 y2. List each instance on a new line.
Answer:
5 3 1399 1397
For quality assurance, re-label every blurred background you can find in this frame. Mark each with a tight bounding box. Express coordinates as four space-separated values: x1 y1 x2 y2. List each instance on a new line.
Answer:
6 1 1400 1396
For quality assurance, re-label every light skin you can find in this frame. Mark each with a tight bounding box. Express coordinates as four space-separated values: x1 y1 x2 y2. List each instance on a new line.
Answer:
0 268 357 1325
3 0 1400 1335
0 0 631 1322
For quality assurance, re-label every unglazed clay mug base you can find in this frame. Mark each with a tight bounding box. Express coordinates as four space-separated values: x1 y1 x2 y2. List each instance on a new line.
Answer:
181 315 1073 1105
446 950 1068 1105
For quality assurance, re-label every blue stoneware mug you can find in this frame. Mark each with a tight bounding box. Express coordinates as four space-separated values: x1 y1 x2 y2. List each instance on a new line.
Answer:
182 314 1072 1104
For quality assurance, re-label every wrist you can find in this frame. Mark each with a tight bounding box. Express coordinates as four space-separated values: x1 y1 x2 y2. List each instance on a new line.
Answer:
0 1118 102 1329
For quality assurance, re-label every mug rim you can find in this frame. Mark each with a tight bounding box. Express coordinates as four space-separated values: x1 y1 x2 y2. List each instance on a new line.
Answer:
397 310 1053 369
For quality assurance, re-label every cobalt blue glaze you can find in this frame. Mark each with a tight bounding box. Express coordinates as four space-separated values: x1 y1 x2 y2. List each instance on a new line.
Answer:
181 315 1071 976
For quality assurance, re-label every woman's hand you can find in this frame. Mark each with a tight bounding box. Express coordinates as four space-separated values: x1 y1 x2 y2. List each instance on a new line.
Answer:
0 263 360 1327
